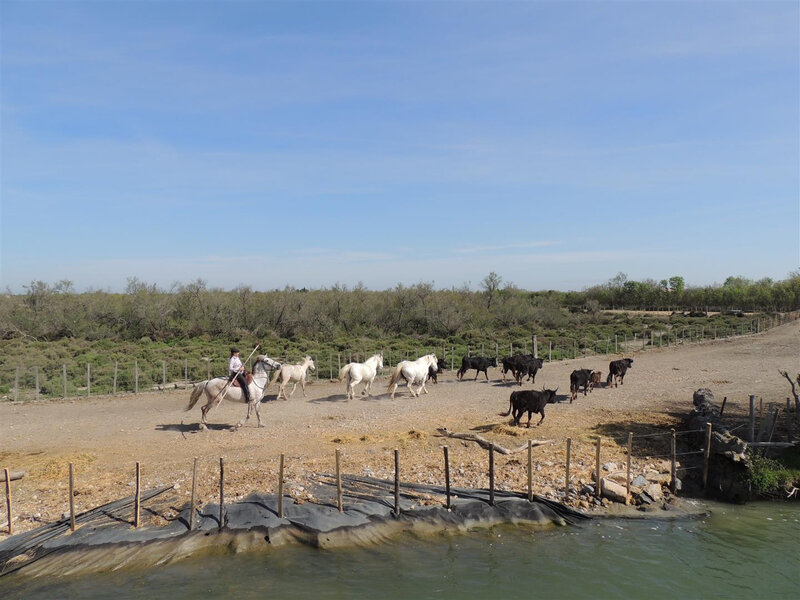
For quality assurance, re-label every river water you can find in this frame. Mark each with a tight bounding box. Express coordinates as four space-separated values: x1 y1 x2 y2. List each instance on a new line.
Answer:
3 501 799 599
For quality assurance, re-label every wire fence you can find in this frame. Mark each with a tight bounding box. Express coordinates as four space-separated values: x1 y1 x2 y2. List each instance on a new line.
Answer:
1 312 797 402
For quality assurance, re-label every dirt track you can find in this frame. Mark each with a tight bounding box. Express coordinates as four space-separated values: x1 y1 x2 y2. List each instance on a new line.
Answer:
1 323 798 535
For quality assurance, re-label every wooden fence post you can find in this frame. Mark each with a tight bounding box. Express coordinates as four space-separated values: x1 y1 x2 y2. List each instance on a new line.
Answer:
703 423 712 493
69 463 76 532
527 439 533 502
34 366 39 401
219 457 225 528
5 467 13 535
394 449 400 516
548 341 552 362
184 359 188 387
63 364 67 398
626 432 633 505
787 398 794 443
488 443 495 506
189 457 198 531
113 361 118 395
335 449 343 513
162 360 167 390
135 360 139 394
670 430 677 494
565 438 571 499
749 395 756 442
594 437 601 498
277 454 284 518
87 364 91 397
720 396 727 417
443 446 451 509
134 462 141 528
14 366 19 402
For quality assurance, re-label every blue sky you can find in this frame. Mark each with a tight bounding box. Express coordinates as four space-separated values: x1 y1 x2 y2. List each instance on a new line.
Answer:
1 1 798 293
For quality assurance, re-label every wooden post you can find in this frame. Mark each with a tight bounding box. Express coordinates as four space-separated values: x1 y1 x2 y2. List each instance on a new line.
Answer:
527 439 533 502
189 457 198 530
162 360 167 390
329 352 333 380
626 432 633 505
68 463 76 532
670 430 677 494
113 361 118 395
34 366 39 401
337 353 341 375
394 449 400 516
488 443 495 506
14 366 19 402
5 467 13 535
219 457 225 528
548 341 552 362
134 462 141 528
787 398 794 443
749 395 756 442
184 359 188 387
720 396 727 417
277 454 284 518
594 437 601 498
443 446 451 508
86 363 90 397
614 335 618 353
135 360 139 394
565 438 572 499
335 449 343 512
703 423 712 493
533 335 538 358
206 359 211 382
63 364 67 398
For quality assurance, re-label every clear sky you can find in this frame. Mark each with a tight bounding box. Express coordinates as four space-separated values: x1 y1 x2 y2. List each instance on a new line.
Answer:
1 1 798 293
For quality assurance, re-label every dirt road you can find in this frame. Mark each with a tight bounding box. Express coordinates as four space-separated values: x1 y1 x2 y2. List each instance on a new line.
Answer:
1 323 797 535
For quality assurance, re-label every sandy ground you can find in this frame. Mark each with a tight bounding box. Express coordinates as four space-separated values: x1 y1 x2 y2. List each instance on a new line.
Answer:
1 323 798 536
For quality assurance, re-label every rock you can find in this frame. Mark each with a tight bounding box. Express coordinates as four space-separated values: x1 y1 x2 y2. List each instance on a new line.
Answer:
581 484 595 495
579 500 590 509
600 477 628 503
645 483 664 501
602 462 618 472
638 491 654 504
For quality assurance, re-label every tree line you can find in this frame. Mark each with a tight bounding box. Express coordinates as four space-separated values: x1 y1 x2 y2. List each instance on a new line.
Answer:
0 272 797 343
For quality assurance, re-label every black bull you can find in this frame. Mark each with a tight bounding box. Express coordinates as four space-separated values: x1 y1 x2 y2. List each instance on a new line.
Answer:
457 356 497 380
499 388 559 427
607 358 634 387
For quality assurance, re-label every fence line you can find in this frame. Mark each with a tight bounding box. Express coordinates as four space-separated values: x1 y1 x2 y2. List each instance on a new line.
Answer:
3 424 723 538
2 312 797 402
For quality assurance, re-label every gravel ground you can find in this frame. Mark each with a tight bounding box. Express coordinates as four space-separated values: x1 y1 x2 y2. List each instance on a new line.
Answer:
1 322 797 536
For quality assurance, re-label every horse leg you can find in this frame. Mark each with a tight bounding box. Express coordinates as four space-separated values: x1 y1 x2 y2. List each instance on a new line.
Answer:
301 378 307 397
289 382 298 398
255 401 265 427
237 402 252 429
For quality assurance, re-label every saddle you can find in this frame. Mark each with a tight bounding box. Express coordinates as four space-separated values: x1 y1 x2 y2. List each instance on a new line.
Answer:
231 372 253 387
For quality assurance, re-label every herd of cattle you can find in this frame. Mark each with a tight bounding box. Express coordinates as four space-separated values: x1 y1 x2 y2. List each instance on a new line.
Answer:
451 354 634 428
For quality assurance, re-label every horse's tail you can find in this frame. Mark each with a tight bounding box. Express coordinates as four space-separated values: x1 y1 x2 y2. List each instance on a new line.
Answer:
186 382 205 412
269 368 282 387
498 395 513 417
387 364 403 389
338 364 351 382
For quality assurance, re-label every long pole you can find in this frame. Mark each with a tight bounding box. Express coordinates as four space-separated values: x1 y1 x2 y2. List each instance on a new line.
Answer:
277 454 284 518
594 437 601 498
565 438 572 499
488 444 495 506
527 439 533 502
5 468 12 535
134 462 141 528
443 446 451 509
394 449 400 516
626 432 633 505
219 457 225 528
335 449 343 512
69 463 76 532
189 457 198 530
703 423 712 493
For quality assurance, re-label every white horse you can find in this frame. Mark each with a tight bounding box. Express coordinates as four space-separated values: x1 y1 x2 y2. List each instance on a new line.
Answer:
270 355 315 400
185 355 281 430
387 354 439 399
339 353 384 400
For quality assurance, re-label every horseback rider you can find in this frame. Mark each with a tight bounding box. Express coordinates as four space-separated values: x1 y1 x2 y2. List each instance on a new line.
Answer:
228 347 251 403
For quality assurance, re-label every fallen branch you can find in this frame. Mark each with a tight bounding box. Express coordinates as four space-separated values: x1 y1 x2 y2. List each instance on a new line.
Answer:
435 427 552 454
0 471 26 483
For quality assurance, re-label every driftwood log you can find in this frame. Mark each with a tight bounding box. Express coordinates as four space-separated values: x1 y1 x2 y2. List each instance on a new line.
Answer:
0 471 25 483
435 427 552 454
